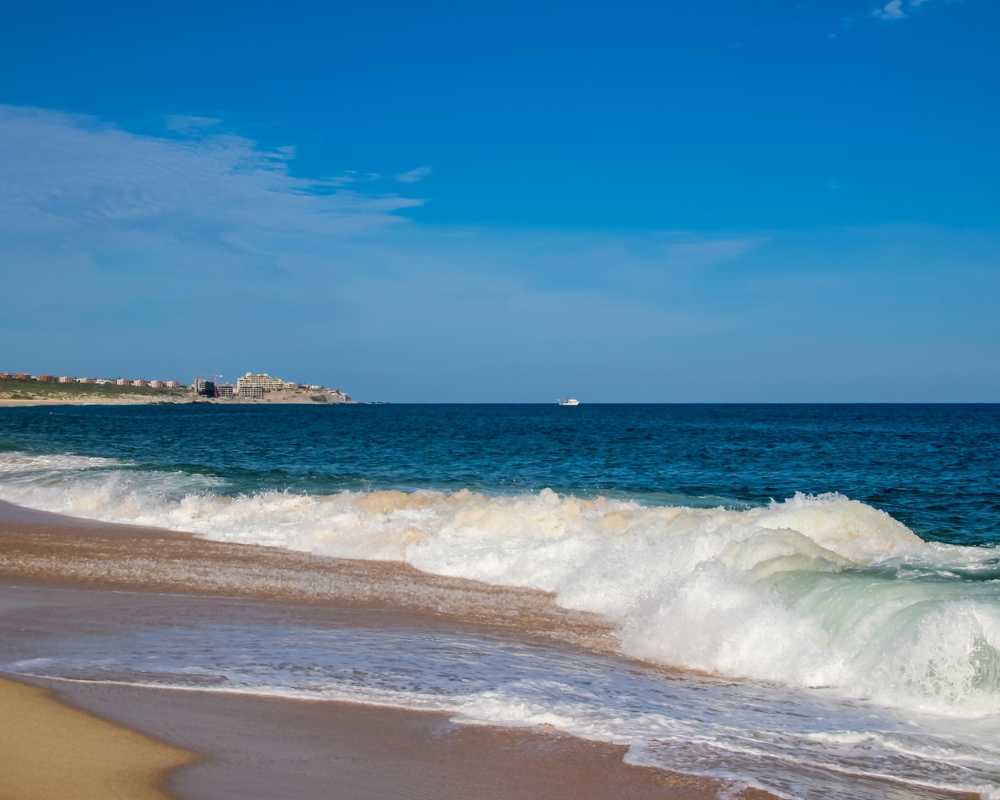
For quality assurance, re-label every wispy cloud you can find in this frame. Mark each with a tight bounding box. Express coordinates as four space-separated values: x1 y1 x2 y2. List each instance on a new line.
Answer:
395 165 432 183
164 115 223 133
327 170 382 187
869 0 951 21
0 105 421 263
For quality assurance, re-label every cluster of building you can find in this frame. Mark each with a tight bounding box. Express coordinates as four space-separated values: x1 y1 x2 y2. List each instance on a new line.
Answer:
195 373 350 402
2 370 350 404
0 373 181 388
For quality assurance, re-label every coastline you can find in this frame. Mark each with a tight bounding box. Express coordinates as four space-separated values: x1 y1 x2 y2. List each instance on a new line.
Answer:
8 674 723 800
0 394 355 407
0 500 725 800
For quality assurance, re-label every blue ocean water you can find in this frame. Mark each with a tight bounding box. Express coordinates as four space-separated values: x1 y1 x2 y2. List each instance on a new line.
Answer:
3 403 1000 798
1 403 997 545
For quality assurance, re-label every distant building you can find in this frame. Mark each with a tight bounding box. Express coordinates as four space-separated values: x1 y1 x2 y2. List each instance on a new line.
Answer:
37 375 55 382
165 381 180 389
15 374 33 381
0 373 13 380
58 376 75 383
149 380 164 388
132 380 148 387
237 385 264 400
236 373 285 393
78 378 96 384
215 384 235 398
194 379 216 397
116 379 130 386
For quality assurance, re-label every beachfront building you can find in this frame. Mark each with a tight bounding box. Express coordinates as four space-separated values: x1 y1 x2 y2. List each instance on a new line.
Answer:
215 384 235 399
37 375 55 382
149 380 164 388
236 373 286 394
165 381 180 389
237 385 264 400
132 380 148 387
116 379 129 386
78 378 96 384
194 379 216 397
58 376 75 383
14 374 32 381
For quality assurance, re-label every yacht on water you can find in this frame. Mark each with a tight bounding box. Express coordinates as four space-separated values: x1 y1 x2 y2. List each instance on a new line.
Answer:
558 397 580 406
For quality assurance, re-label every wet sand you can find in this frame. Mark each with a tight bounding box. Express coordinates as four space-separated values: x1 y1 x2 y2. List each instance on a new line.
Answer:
0 500 727 800
0 499 618 652
11 675 720 800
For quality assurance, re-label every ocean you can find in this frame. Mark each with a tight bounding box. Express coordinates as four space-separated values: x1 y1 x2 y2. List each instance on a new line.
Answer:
1 403 999 798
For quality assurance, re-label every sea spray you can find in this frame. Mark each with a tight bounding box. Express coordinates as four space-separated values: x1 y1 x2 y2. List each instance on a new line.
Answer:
2 451 998 720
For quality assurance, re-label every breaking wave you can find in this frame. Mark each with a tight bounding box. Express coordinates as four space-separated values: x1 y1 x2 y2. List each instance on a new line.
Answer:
2 451 999 719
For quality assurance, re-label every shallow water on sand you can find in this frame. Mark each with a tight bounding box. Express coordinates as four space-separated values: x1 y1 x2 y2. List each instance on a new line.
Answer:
1 584 997 800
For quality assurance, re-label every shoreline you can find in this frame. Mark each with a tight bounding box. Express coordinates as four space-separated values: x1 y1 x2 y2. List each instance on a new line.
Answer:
5 672 723 800
0 500 726 800
0 499 985 800
0 396 355 407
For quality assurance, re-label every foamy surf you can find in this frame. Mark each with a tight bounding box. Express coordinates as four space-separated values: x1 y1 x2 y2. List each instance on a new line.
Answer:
2 450 999 722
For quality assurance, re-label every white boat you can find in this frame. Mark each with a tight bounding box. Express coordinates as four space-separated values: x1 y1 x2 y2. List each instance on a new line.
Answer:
558 397 580 406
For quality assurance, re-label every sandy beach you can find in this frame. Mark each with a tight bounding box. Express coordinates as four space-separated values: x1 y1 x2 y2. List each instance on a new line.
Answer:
0 500 726 800
0 675 194 800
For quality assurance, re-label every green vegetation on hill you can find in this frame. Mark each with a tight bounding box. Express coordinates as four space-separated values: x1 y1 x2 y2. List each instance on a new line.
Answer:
0 378 189 400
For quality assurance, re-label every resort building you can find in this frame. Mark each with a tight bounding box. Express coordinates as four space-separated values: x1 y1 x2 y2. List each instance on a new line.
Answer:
0 373 13 380
237 385 264 400
116 379 130 386
215 384 235 399
132 380 148 387
236 372 286 393
78 378 96 384
58 376 75 383
165 381 180 389
149 380 164 388
14 374 31 381
37 375 55 382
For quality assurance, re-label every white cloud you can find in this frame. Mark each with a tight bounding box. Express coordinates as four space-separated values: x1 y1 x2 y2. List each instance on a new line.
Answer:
0 105 421 261
395 165 432 183
870 0 958 21
873 0 906 18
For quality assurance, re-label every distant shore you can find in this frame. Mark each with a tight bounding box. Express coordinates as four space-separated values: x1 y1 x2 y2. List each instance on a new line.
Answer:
0 379 354 407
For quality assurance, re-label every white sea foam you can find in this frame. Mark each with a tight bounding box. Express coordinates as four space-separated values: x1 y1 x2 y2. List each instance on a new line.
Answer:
2 451 999 720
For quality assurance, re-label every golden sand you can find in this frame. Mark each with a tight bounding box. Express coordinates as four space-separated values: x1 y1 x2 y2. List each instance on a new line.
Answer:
0 676 193 800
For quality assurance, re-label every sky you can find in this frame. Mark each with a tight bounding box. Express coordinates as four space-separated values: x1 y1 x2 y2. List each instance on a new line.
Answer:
1 0 998 402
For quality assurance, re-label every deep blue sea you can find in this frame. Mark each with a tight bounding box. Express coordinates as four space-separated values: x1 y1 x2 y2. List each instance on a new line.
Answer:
1 403 997 544
2 403 1000 799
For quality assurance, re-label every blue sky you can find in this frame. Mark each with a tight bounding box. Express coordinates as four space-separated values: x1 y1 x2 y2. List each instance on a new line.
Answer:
1 0 997 401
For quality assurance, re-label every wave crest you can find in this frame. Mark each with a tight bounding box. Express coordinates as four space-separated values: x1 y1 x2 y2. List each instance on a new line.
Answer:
2 451 999 716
